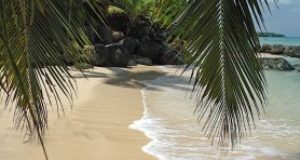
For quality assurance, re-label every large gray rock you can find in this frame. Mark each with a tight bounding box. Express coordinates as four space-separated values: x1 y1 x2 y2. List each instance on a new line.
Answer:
140 36 151 42
136 40 162 60
131 55 152 66
151 26 167 43
95 25 113 44
139 26 151 37
284 46 300 58
90 43 109 66
260 44 286 55
293 64 300 71
261 57 294 71
271 45 285 55
160 49 185 65
127 16 152 39
290 46 300 58
112 31 125 42
283 46 295 56
260 44 272 53
128 59 137 66
121 37 140 55
107 44 130 67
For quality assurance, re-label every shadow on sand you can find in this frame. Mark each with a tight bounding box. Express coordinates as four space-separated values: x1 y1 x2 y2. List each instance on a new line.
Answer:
71 66 195 92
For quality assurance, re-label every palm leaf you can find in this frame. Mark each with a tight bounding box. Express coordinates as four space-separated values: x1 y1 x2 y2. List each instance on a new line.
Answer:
173 0 269 148
0 0 108 159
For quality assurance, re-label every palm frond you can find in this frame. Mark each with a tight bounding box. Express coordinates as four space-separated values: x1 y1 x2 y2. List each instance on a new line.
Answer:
0 0 107 159
174 0 268 148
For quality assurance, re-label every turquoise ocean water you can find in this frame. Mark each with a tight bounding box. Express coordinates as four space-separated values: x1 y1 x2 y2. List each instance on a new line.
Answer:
131 39 300 160
260 37 300 45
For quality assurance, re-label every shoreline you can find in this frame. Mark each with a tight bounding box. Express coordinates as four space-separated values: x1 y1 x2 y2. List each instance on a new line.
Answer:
0 66 165 160
129 79 162 160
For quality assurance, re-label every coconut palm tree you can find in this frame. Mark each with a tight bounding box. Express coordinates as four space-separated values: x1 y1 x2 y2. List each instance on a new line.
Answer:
0 0 269 159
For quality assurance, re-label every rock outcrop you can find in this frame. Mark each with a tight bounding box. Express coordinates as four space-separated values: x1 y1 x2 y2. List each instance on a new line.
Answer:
260 44 300 58
260 44 285 55
107 44 130 67
136 40 162 61
289 46 300 58
271 45 285 55
84 14 185 68
91 44 109 66
261 57 295 71
121 37 139 55
95 25 113 45
131 55 153 66
260 44 273 53
293 64 300 71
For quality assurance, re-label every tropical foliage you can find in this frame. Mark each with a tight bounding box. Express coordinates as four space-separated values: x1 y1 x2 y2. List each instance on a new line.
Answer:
0 0 271 159
115 0 187 27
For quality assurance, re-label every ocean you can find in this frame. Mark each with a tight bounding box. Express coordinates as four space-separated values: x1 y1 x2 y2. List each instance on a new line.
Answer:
260 37 300 46
130 55 300 159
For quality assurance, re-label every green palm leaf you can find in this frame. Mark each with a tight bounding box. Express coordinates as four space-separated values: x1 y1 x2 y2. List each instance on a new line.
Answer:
174 0 268 148
0 0 108 159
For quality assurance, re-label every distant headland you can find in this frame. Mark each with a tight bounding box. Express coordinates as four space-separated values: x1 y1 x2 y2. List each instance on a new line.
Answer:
258 32 285 37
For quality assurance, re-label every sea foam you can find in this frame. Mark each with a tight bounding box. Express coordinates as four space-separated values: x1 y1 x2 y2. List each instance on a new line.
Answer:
130 66 299 160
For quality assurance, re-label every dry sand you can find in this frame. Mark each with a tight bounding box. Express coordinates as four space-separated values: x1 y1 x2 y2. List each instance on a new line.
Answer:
0 66 166 160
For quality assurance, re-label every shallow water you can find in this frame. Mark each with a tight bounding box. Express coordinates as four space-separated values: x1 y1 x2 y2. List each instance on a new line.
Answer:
131 58 300 160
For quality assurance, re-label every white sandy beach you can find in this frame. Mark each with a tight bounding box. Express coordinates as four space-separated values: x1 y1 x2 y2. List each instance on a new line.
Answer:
0 58 299 160
0 66 164 160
